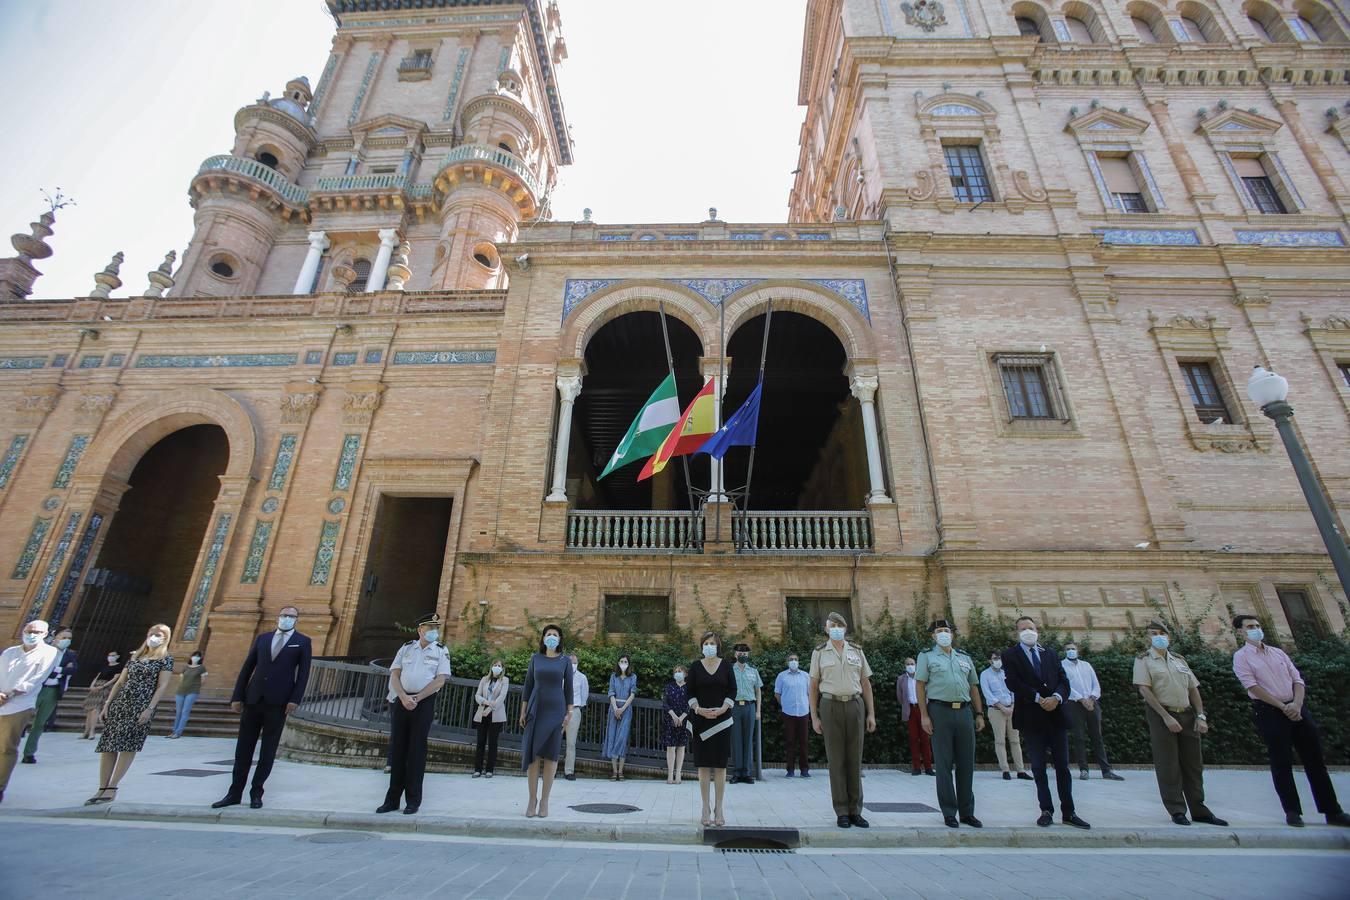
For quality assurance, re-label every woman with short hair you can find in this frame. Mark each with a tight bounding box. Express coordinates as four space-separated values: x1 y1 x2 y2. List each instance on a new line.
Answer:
81 650 122 739
168 650 207 739
472 658 509 777
519 624 573 818
88 624 174 804
663 664 690 783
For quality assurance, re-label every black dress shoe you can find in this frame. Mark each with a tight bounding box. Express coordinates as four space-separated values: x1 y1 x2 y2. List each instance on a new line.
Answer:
402 805 419 815
21 755 35 764
1171 813 1191 825
1326 812 1350 827
1287 813 1305 827
1062 814 1091 830
959 815 983 828
924 768 936 776
1103 771 1125 781
1017 772 1034 781
848 814 869 828
564 774 576 781
249 798 263 809
1036 812 1053 827
1192 814 1228 827
743 777 755 785
911 769 922 776
944 815 960 828
1002 772 1011 781
376 802 399 814
836 815 852 828
211 796 242 809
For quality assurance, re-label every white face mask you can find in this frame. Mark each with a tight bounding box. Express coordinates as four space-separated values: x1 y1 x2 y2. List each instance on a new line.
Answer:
423 630 439 644
673 671 685 683
146 635 165 648
935 632 953 648
618 661 628 672
22 632 43 646
788 660 799 671
1066 649 1078 660
991 660 1002 670
905 665 916 675
57 638 72 649
702 644 718 658
491 665 503 676
1019 629 1038 646
191 657 202 665
107 656 119 665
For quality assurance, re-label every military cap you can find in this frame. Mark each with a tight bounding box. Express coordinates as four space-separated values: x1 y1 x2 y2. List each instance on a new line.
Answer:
417 612 443 628
1145 620 1169 634
733 642 750 652
928 618 954 633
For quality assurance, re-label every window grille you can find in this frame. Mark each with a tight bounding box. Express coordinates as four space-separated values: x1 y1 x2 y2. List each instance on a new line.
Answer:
944 145 993 203
995 354 1067 421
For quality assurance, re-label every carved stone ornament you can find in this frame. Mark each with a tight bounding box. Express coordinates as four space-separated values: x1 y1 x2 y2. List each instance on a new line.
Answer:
901 0 947 32
75 390 117 424
907 170 936 201
1013 170 1047 202
1190 434 1260 453
342 382 386 424
16 386 61 416
280 388 321 425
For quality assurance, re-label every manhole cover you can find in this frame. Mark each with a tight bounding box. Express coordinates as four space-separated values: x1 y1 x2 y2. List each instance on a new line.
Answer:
569 803 641 814
301 832 380 844
863 802 939 813
152 769 230 777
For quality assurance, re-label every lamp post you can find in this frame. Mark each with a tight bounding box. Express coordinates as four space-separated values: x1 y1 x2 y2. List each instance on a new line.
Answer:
1247 366 1350 596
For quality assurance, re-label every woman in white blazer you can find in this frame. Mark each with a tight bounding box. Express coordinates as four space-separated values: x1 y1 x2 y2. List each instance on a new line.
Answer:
472 659 509 777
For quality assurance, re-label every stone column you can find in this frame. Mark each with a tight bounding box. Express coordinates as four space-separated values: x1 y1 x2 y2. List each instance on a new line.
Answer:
546 375 583 501
850 375 891 503
1273 98 1348 208
292 231 329 294
1145 99 1211 205
365 228 400 292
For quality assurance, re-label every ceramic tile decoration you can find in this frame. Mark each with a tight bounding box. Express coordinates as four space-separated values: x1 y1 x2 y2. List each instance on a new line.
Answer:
561 278 871 322
442 47 472 121
49 512 104 625
26 510 81 620
364 349 383 364
11 516 52 580
267 435 298 492
0 434 28 489
240 519 273 584
328 497 346 514
134 354 297 368
332 434 361 491
0 357 46 369
106 353 126 367
333 352 358 366
49 355 67 368
183 513 232 640
1092 228 1201 246
78 355 103 369
1235 230 1345 247
349 51 382 125
309 520 341 586
260 496 280 514
391 350 496 365
304 350 324 365
52 435 90 488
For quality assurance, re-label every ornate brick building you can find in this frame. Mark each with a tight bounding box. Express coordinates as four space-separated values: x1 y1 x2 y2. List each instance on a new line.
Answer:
0 0 1347 683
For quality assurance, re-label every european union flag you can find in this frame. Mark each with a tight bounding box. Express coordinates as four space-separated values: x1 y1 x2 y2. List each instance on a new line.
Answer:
696 382 762 460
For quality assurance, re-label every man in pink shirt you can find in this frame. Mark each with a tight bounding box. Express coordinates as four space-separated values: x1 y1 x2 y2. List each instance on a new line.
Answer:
1231 614 1350 828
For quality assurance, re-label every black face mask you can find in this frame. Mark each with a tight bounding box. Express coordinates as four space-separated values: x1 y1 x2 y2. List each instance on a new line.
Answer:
736 654 748 662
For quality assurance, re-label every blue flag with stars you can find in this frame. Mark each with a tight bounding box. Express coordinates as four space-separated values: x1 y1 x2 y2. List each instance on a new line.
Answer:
696 382 762 460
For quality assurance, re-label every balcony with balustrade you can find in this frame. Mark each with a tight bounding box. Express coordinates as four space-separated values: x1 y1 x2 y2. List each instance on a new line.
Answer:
191 154 310 219
564 508 876 554
432 143 545 217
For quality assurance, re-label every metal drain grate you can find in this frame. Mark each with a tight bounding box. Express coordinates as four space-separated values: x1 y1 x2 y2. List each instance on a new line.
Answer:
569 803 641 814
719 847 794 854
301 832 380 844
863 802 939 813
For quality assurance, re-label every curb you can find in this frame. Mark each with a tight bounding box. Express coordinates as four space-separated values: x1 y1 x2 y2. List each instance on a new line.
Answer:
26 803 1350 851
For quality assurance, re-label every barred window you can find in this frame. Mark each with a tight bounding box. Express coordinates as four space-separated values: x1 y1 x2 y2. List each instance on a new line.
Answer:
996 354 1066 420
348 258 372 293
1339 362 1350 388
1179 361 1233 424
1277 588 1325 641
603 594 670 634
943 144 993 203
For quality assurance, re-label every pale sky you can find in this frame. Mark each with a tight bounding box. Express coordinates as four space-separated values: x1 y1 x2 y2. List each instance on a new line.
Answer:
0 0 808 300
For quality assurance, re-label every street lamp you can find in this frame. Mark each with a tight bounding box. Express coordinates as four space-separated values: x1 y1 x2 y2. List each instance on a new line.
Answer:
1246 366 1350 596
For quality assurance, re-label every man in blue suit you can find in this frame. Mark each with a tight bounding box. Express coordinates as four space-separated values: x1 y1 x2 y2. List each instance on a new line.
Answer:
1001 616 1090 830
213 605 312 809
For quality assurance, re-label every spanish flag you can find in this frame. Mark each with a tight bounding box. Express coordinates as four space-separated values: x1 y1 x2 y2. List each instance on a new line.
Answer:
637 379 718 481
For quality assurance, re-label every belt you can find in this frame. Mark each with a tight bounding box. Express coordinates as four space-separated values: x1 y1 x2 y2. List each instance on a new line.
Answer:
928 700 970 709
736 699 757 706
1163 705 1190 714
822 692 858 703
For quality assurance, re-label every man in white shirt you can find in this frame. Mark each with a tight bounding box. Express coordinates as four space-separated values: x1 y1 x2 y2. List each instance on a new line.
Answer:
0 620 59 803
563 653 589 781
979 652 1031 781
1062 642 1124 781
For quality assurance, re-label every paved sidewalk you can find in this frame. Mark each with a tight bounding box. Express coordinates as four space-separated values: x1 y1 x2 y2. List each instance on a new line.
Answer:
4 733 1350 849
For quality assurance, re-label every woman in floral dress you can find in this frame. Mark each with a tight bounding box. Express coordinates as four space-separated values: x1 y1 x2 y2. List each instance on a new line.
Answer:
662 664 690 783
88 624 174 804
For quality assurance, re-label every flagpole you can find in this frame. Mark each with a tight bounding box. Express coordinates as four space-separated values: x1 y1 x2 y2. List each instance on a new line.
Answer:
738 301 773 548
714 295 727 544
657 302 700 540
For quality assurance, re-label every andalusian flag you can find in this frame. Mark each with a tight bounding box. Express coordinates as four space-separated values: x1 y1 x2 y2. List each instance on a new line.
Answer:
637 378 718 481
598 373 680 479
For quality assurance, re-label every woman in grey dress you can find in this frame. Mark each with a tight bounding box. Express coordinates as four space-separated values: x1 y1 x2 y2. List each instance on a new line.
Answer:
518 624 574 818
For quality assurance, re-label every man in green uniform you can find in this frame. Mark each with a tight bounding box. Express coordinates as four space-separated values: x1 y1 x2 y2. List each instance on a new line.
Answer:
809 612 876 828
916 619 985 828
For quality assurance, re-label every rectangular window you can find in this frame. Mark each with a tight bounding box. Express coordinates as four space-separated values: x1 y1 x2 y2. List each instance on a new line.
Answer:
943 144 993 203
1339 362 1350 388
1276 588 1325 641
370 165 397 174
1179 361 1233 424
1233 157 1287 214
785 597 850 643
603 594 669 634
1098 155 1149 212
996 354 1065 420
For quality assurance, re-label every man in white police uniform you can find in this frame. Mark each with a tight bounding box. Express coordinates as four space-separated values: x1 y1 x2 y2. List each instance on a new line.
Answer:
377 613 451 815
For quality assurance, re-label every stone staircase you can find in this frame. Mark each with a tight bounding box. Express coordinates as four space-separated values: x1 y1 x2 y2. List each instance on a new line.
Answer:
48 689 239 739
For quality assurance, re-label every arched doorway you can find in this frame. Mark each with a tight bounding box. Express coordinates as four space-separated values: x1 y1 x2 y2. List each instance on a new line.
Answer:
569 311 708 510
722 311 867 509
70 425 229 680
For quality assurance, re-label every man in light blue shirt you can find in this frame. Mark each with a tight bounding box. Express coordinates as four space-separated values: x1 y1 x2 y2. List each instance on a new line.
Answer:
774 653 812 777
980 652 1030 780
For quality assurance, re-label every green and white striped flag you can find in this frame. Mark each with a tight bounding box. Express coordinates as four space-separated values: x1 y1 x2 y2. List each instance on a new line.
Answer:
599 373 680 479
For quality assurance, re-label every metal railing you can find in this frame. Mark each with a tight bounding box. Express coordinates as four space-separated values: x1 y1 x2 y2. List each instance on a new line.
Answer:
399 56 434 74
734 510 873 552
312 172 409 193
566 510 704 552
436 143 543 199
296 658 761 773
196 155 309 205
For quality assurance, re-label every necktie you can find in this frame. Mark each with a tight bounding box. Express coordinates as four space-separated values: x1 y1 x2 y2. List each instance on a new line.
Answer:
271 632 285 660
1031 647 1041 674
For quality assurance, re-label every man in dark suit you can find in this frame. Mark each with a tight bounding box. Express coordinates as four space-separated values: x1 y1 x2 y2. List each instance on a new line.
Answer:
213 605 312 809
21 626 77 763
1001 616 1090 829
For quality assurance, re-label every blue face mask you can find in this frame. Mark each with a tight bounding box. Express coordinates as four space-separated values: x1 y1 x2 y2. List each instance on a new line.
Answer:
277 616 297 632
702 644 718 658
1246 628 1264 643
57 638 72 650
828 626 846 641
1151 634 1169 651
788 660 799 671
21 633 42 646
935 632 952 648
543 634 560 650
1066 649 1078 660
423 630 439 644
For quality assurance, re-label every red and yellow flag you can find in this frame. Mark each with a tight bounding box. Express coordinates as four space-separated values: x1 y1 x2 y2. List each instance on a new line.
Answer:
637 379 718 481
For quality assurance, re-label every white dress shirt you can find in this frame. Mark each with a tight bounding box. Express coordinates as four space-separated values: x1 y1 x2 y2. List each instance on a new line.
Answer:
571 666 590 708
1062 658 1101 701
0 643 60 716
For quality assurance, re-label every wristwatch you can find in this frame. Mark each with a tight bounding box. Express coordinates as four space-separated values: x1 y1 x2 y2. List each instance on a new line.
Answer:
1196 713 1207 720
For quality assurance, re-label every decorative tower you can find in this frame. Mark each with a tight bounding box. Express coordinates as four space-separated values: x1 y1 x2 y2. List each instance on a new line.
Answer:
172 0 570 298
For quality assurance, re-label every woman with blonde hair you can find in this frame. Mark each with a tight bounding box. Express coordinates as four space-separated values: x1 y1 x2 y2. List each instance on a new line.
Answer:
472 657 509 777
86 624 174 804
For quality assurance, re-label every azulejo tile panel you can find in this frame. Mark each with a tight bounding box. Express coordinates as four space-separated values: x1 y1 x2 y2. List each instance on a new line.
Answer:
391 350 497 365
78 355 103 369
1235 230 1345 247
349 51 382 126
730 232 765 240
332 434 361 491
560 278 871 323
240 519 274 585
11 516 52 580
333 352 358 367
52 435 90 489
107 353 126 368
49 513 104 625
27 510 82 620
183 513 232 641
1093 228 1201 246
304 350 324 365
328 497 346 514
134 354 298 368
364 349 383 364
442 47 471 121
50 355 67 368
0 434 29 489
260 496 280 515
598 234 632 241
0 357 47 370
267 434 298 492
309 520 341 586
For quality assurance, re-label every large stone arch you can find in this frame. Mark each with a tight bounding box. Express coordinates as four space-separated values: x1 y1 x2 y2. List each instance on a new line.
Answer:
560 281 716 360
77 388 260 487
721 281 876 363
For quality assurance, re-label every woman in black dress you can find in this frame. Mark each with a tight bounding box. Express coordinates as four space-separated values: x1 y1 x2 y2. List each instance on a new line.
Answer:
518 624 574 818
686 630 735 826
88 623 174 804
661 665 690 784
